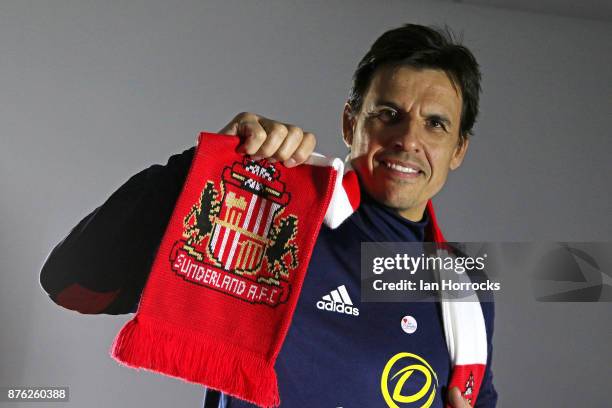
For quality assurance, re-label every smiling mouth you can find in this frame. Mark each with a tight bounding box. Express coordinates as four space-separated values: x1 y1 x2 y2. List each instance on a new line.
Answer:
380 160 424 176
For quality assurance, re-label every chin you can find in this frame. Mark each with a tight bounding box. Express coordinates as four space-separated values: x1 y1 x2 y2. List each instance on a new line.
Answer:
372 188 416 210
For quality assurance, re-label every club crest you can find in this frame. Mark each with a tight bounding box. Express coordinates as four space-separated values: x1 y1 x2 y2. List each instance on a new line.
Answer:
462 371 474 404
169 157 299 306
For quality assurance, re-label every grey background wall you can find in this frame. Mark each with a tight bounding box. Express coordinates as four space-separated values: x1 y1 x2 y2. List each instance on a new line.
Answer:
1 0 610 407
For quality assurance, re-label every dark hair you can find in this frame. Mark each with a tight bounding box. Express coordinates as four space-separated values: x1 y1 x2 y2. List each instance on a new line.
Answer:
347 24 482 143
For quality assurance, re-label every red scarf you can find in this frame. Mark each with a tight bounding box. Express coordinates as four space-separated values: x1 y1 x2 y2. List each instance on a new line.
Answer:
111 132 345 406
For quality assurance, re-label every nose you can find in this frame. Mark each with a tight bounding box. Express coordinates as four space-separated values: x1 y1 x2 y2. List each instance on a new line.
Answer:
392 119 423 154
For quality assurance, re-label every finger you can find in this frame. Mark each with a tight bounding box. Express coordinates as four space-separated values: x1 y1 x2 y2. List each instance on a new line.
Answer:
273 125 304 161
254 120 289 159
448 387 470 408
237 119 268 155
284 131 316 168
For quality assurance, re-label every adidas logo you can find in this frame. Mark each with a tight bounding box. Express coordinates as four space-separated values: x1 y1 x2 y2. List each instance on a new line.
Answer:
316 285 359 316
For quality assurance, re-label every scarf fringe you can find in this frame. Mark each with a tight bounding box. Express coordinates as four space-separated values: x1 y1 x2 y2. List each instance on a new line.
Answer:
110 315 280 408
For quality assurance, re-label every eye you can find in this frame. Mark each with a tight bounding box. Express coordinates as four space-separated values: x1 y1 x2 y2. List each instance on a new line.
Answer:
427 118 447 131
376 109 399 124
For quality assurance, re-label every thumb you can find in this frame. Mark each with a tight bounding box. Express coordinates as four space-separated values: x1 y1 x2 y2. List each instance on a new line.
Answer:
448 386 470 407
218 120 240 136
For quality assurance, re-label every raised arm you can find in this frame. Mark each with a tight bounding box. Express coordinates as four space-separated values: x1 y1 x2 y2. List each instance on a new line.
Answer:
40 146 196 314
40 113 317 315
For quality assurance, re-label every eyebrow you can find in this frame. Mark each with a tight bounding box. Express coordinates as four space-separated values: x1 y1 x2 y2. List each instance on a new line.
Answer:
373 99 402 111
373 99 453 127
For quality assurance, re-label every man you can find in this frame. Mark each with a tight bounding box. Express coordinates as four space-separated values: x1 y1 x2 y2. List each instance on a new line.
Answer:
40 24 496 407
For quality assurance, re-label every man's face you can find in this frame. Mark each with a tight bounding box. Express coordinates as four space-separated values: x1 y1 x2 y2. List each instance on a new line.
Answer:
343 65 469 221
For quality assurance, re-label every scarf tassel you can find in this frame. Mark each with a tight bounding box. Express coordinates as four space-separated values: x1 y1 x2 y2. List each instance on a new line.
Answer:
111 315 280 407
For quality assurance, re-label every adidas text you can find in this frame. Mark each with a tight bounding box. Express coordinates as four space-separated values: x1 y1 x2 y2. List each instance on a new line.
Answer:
316 300 359 316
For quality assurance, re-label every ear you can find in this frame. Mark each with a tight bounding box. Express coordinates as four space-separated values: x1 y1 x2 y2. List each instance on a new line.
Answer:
449 136 469 171
342 102 355 148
